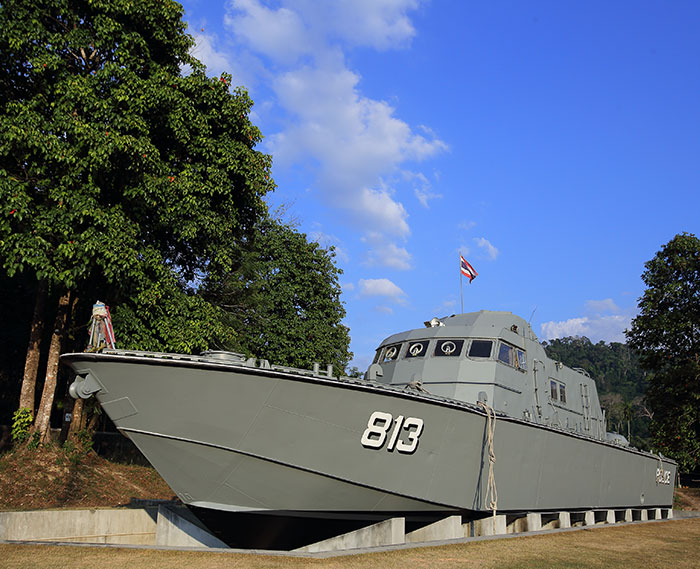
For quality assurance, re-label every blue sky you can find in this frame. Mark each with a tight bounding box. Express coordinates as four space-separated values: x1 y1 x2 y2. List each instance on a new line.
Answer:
178 0 699 370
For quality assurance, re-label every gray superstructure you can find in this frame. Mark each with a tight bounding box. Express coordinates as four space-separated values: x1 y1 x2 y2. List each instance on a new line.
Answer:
62 310 675 538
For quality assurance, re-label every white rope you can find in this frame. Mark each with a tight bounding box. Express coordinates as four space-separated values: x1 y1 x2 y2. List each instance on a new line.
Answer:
477 400 498 516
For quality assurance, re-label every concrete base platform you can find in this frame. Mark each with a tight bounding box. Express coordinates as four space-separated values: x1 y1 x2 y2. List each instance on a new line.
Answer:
0 506 677 553
0 503 225 548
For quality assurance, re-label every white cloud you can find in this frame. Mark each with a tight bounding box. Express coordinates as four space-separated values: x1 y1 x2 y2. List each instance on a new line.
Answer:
362 234 412 270
226 0 313 64
189 32 232 77
540 315 630 343
406 171 442 208
475 237 499 260
356 187 410 238
188 30 265 91
540 299 636 343
221 0 446 265
322 0 420 50
359 278 406 302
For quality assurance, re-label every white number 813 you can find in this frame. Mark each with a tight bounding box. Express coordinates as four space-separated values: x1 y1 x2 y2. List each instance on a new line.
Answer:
360 411 424 454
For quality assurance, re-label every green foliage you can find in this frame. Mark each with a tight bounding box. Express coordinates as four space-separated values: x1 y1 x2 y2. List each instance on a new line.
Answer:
626 232 700 472
543 337 646 399
11 407 33 443
110 262 237 353
644 361 700 472
204 218 352 373
27 432 41 450
0 0 274 355
543 337 651 447
63 429 93 464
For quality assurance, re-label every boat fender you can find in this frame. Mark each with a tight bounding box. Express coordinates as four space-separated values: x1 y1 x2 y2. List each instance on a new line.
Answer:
68 371 103 399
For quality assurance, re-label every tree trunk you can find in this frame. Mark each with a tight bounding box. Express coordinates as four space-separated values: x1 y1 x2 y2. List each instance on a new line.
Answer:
33 289 71 444
19 280 48 414
67 398 84 440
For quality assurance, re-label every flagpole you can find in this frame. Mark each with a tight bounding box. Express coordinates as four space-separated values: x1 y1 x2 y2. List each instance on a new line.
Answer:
460 267 464 314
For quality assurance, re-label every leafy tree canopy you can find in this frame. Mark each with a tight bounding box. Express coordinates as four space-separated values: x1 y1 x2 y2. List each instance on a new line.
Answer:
0 0 274 350
543 336 646 399
626 232 700 472
204 218 352 373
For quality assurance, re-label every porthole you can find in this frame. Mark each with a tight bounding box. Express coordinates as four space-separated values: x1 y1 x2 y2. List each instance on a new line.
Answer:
434 339 464 357
405 340 430 358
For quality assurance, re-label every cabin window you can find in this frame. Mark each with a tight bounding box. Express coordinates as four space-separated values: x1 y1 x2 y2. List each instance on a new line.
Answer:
549 379 567 404
404 340 430 359
434 339 464 357
469 339 493 358
516 349 527 370
382 344 402 362
497 342 514 366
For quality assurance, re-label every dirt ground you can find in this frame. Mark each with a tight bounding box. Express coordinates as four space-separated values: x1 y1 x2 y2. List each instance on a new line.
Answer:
674 486 700 511
0 445 174 510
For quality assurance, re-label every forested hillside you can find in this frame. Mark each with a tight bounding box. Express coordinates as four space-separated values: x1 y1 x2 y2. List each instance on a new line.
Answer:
543 337 651 449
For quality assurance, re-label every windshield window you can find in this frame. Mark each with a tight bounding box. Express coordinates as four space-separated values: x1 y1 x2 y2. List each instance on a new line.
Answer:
498 342 514 365
497 342 527 371
468 340 493 358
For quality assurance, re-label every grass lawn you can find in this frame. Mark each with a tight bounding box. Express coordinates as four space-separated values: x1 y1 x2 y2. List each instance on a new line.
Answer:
2 517 699 569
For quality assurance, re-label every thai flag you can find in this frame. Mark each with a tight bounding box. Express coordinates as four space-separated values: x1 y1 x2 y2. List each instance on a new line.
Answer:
460 255 478 283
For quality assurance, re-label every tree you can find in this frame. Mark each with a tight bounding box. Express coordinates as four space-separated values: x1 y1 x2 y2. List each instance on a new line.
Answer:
626 232 700 472
0 0 274 442
204 218 352 374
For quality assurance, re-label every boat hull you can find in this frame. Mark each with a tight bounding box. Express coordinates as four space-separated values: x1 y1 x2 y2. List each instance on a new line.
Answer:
62 353 676 518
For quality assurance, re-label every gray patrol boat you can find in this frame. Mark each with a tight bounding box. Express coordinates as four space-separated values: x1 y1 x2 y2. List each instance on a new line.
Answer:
62 310 675 547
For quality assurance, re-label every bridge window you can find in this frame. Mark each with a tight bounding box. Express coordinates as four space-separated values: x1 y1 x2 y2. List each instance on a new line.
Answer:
497 341 526 371
498 342 514 366
468 340 493 358
405 340 430 359
559 383 567 404
550 379 558 400
434 339 464 357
